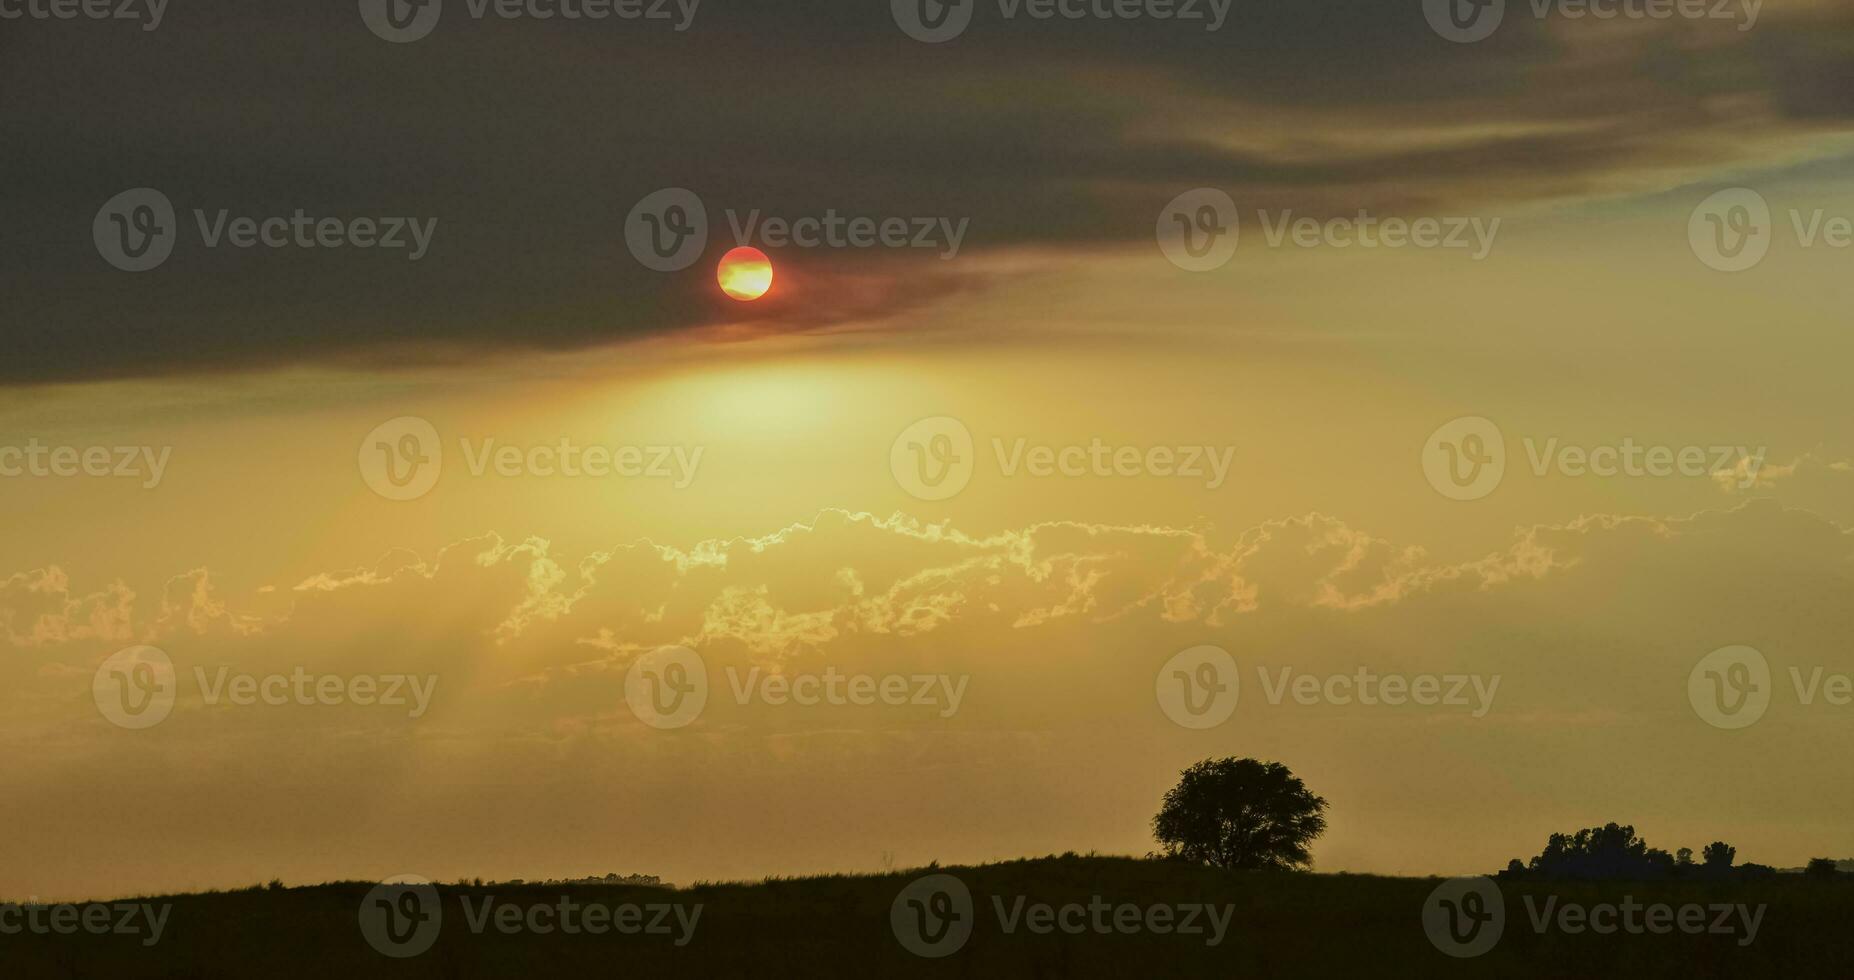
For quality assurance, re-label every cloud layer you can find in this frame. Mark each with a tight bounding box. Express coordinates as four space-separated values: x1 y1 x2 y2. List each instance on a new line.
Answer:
7 498 1854 896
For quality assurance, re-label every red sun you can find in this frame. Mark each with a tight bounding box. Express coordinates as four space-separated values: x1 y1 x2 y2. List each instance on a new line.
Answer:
717 246 774 301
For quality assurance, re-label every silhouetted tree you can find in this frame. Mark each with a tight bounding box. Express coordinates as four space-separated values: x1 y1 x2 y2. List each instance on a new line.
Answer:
1152 758 1327 871
1805 858 1839 879
1703 841 1736 868
1524 823 1675 880
1676 848 1694 867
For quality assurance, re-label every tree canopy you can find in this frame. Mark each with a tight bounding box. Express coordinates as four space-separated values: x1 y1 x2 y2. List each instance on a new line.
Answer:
1152 758 1328 871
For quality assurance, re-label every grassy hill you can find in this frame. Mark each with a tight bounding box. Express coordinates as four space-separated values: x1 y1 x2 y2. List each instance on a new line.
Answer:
7 855 1853 978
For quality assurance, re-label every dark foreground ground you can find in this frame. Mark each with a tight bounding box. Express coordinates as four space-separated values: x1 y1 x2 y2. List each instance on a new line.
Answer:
7 856 1853 978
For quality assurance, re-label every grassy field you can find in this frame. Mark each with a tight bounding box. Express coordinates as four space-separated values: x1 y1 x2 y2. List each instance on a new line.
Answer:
6 856 1852 978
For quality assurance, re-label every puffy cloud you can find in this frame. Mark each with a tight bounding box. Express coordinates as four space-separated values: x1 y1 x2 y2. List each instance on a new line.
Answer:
2 500 1832 721
0 567 134 648
1714 451 1853 493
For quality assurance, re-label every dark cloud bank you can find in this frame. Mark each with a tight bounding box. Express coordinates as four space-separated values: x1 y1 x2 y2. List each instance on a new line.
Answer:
2 0 1850 384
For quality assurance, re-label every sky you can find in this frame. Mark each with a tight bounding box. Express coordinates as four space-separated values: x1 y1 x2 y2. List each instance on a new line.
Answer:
3 0 1854 901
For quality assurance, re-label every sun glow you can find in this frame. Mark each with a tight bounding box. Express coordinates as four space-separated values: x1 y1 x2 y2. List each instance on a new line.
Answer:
717 246 774 301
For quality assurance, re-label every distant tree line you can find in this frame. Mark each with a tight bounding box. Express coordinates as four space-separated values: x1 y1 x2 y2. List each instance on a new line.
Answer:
1149 761 1848 882
1498 823 1795 881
